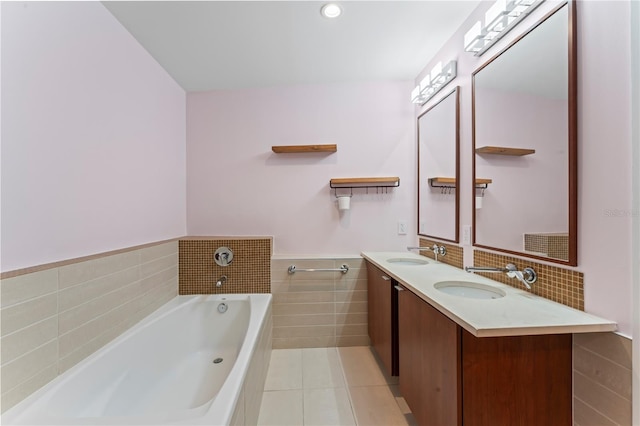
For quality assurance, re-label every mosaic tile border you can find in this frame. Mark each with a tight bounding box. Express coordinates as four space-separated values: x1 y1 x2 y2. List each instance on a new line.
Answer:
418 238 463 269
473 249 584 310
179 238 272 294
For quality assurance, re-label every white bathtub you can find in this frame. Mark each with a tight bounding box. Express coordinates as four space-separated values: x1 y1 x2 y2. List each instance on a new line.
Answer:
2 294 272 426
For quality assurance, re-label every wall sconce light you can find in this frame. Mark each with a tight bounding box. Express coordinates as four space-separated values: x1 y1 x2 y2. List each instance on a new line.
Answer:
411 60 457 105
463 0 544 56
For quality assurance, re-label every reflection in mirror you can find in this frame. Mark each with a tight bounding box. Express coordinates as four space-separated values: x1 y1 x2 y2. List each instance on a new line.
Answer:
418 87 459 242
473 2 576 264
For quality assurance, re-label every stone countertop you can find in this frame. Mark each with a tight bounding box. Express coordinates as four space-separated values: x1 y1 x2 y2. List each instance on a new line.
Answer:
361 251 617 338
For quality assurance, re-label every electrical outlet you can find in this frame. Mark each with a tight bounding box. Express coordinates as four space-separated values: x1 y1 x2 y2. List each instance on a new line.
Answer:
462 225 472 245
398 221 407 235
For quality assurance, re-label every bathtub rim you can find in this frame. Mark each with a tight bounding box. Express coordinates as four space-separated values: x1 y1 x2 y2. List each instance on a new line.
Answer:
1 293 273 426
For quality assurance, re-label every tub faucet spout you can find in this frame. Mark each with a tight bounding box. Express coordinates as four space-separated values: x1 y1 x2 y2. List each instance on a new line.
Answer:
216 275 227 288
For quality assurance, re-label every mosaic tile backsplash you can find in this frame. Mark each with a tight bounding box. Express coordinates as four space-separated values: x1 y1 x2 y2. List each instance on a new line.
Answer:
473 249 584 310
179 237 272 294
418 238 463 269
524 232 569 261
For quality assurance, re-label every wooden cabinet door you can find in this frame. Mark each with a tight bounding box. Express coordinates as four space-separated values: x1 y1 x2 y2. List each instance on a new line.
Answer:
366 262 395 376
462 331 572 426
398 286 461 426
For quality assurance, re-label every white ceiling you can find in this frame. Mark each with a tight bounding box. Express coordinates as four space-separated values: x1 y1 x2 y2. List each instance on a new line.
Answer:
102 1 482 92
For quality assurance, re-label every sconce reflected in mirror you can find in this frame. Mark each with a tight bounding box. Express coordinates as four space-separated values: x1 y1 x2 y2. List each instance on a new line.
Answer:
411 61 457 105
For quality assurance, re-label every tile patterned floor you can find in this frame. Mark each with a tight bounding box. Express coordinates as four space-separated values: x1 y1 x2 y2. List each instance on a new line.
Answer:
257 346 417 426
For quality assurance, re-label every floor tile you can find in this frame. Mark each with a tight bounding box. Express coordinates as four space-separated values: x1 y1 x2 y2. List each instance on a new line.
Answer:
257 390 304 426
259 347 416 426
302 347 346 389
264 348 303 390
337 346 396 387
303 387 356 426
389 385 412 415
348 385 413 426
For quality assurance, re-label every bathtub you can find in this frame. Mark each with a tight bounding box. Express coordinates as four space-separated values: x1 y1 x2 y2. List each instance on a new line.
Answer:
2 294 273 426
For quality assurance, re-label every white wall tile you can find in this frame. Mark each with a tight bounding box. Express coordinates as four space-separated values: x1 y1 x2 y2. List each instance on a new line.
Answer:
0 364 57 413
1 269 58 308
0 340 58 391
58 251 139 289
1 293 57 337
58 266 138 312
1 317 58 364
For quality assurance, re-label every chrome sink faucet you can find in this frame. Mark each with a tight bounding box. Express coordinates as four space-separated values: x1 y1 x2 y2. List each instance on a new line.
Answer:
431 244 447 262
465 264 537 289
407 245 447 262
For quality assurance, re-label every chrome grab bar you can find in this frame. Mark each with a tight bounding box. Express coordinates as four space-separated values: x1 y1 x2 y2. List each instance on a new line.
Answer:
287 264 349 274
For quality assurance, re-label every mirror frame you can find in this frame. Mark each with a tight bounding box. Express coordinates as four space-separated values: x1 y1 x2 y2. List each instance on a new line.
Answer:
471 1 577 266
418 86 460 243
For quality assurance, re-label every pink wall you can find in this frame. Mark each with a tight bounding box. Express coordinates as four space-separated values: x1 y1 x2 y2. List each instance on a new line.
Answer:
186 81 416 255
414 1 633 335
475 89 568 251
0 2 187 272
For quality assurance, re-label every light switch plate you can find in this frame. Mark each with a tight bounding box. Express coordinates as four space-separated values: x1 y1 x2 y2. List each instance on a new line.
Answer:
463 225 472 245
398 221 407 235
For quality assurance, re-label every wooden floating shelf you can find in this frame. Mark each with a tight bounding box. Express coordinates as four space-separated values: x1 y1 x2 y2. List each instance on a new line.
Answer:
429 177 492 185
429 177 493 188
429 177 457 185
476 146 535 156
271 144 337 154
330 177 400 188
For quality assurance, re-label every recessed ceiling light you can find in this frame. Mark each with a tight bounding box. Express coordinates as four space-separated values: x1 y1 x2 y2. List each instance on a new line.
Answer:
321 3 342 19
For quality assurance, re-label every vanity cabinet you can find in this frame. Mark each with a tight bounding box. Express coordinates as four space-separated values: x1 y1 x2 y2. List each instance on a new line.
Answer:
462 331 572 425
398 285 461 425
366 262 398 376
396 284 572 426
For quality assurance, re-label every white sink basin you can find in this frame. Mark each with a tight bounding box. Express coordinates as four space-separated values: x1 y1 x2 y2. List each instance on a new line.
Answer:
434 281 505 300
386 258 430 266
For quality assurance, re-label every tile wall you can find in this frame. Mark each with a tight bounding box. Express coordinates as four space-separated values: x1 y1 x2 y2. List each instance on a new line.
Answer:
0 241 178 413
473 249 584 310
271 257 369 349
179 237 271 294
418 237 463 269
524 232 569 261
231 303 273 426
573 333 632 426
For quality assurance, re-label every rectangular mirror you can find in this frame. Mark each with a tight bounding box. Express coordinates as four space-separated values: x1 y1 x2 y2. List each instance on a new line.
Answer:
472 1 577 265
418 87 460 242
